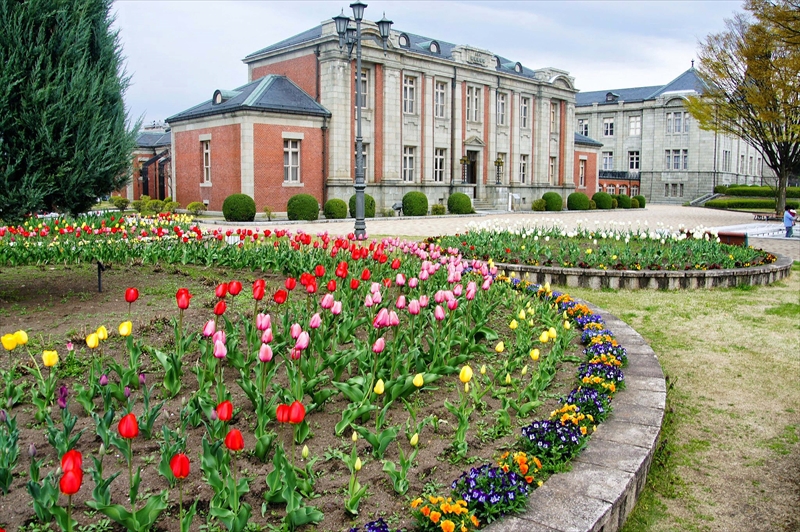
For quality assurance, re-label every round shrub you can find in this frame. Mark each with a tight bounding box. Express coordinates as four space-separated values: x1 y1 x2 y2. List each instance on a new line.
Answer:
186 201 207 216
402 191 428 216
567 192 590 211
447 192 473 214
611 198 618 209
592 192 613 210
532 199 546 211
348 194 375 218
633 195 646 208
286 194 319 221
163 201 180 213
542 192 563 212
431 204 446 215
147 199 165 213
617 194 632 209
110 196 130 212
630 198 640 209
323 198 347 219
222 193 256 222
589 200 597 210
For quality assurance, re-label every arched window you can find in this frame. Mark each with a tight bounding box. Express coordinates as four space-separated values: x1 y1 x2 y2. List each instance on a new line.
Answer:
429 41 439 53
399 34 409 47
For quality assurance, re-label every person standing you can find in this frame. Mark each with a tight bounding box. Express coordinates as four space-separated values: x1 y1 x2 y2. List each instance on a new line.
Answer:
784 205 797 238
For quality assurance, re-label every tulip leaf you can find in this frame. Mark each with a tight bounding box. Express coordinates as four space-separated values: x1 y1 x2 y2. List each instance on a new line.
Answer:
335 404 376 436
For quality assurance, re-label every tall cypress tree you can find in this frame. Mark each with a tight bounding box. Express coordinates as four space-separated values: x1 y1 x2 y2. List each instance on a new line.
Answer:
0 0 137 223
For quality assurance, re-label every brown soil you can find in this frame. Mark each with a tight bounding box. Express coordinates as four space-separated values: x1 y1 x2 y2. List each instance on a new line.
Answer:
0 263 583 531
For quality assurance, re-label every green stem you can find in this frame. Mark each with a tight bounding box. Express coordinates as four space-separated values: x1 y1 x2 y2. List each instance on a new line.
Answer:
67 494 72 532
128 439 134 512
179 480 184 529
231 452 238 514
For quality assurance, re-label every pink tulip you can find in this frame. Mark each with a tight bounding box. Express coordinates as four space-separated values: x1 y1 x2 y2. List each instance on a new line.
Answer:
388 310 400 327
395 274 406 286
332 301 342 315
453 284 463 297
373 308 389 328
212 331 226 345
466 288 477 301
213 340 227 359
408 277 419 288
295 331 310 351
444 290 455 302
434 305 446 321
467 281 477 293
396 295 406 310
408 299 420 315
256 313 271 331
290 347 302 360
309 313 322 329
261 327 273 343
372 337 385 353
419 295 429 308
202 320 216 337
482 278 492 290
434 290 446 304
370 282 381 294
258 343 273 362
290 323 302 339
364 295 374 308
321 293 334 309
372 291 382 304
447 299 458 311
419 270 429 281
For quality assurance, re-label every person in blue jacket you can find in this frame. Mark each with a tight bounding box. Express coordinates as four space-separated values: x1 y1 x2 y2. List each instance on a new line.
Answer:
784 205 797 238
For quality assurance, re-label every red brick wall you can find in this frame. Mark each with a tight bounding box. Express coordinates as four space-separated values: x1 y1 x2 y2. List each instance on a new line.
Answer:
374 65 384 183
174 125 241 211
251 54 317 98
253 124 325 212
574 150 598 194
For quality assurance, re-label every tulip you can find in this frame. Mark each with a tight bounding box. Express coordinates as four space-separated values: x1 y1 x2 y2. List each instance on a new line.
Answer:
518 309 526 320
1 334 16 351
119 321 132 337
228 280 242 296
42 350 59 367
373 308 389 328
413 373 424 388
530 349 540 361
202 320 216 337
447 299 458 311
261 328 274 344
434 305 446 321
176 288 192 310
408 299 420 315
94 326 108 341
360 268 371 281
290 323 302 339
521 365 528 376
214 300 227 316
273 289 288 304
118 413 139 439
314 264 325 277
364 295 374 308
372 290 382 304
258 343 273 362
509 319 518 330
410 433 419 447
13 330 28 345
60 469 83 495
224 429 244 452
170 453 190 479
306 282 317 295
61 449 83 473
285 277 297 291
505 373 512 385
216 400 233 422
213 340 227 359
212 330 226 345
495 341 505 353
276 404 290 423
465 287 476 301
480 364 486 375
57 385 68 409
395 273 406 286
459 366 473 384
255 313 271 332
290 347 302 360
99 374 108 386
321 293 335 309
215 283 228 298
419 270 429 281
434 290 446 304
288 400 306 424
309 313 322 329
408 277 419 288
548 327 558 339
373 379 385 395
350 278 360 290
372 337 385 353
331 301 342 315
125 287 139 304
295 331 310 350
354 457 362 471
326 279 337 292
86 333 99 349
252 280 266 301
419 295 429 307
302 445 310 459
563 321 571 330
539 331 549 343
352 432 359 442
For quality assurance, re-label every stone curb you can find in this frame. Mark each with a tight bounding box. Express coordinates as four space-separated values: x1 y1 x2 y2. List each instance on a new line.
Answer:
497 253 793 290
486 303 665 532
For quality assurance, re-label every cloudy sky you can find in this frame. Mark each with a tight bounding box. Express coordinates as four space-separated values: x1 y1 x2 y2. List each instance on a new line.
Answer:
112 0 744 127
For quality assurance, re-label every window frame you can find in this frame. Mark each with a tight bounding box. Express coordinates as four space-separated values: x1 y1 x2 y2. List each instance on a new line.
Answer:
466 86 481 122
520 97 530 129
628 151 640 171
433 148 446 182
628 115 641 137
603 117 614 137
579 159 586 187
550 102 558 133
402 146 415 182
355 69 368 109
549 156 557 182
496 92 507 126
403 75 416 115
283 139 301 183
202 140 211 183
434 81 447 118
602 151 614 171
577 118 589 136
519 154 528 184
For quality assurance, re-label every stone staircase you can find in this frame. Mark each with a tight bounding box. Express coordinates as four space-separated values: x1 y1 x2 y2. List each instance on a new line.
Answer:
471 199 501 212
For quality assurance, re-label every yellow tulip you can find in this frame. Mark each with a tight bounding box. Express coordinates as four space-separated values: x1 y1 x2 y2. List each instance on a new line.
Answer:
563 311 568 319
13 330 28 345
42 350 59 367
530 349 540 361
480 365 486 375
521 365 528 376
459 366 473 384
373 379 385 395
410 433 419 447
539 331 549 343
96 326 108 341
544 282 551 293
509 319 518 330
1 334 17 351
354 457 362 471
528 319 534 327
518 310 526 320
548 327 557 339
563 321 571 330
464 382 470 393
495 341 505 353
302 445 309 459
118 321 132 337
86 333 99 349
352 432 359 442
504 373 511 385
413 373 424 388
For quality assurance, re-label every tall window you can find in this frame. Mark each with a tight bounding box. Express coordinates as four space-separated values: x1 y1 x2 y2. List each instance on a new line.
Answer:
665 150 671 170
602 151 614 171
672 183 678 196
402 146 415 182
579 160 586 187
466 86 481 122
497 93 507 126
519 154 528 184
673 112 682 133
679 183 684 197
673 149 681 170
631 185 639 196
666 113 673 134
577 118 589 136
355 69 368 109
629 116 641 136
549 156 557 182
619 185 627 196
748 155 754 174
603 117 614 136
666 111 689 134
740 154 745 173
722 150 731 172
202 141 211 183
403 76 416 114
665 183 670 196
434 81 447 118
683 112 689 133
497 153 506 182
629 151 640 171
683 149 689 170
550 102 558 133
520 97 530 129
355 144 368 179
434 148 446 182
283 140 300 183
607 184 616 195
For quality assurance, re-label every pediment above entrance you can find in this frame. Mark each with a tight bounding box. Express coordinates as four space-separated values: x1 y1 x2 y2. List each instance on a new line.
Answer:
463 135 486 147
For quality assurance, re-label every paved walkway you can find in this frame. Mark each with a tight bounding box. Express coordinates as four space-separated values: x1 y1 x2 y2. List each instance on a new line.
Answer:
199 205 800 261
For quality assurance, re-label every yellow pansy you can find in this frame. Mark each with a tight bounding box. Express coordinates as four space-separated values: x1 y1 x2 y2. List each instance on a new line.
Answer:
42 350 59 367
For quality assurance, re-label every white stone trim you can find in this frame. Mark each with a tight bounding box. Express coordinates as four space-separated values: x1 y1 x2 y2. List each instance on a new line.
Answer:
198 133 212 141
282 132 305 140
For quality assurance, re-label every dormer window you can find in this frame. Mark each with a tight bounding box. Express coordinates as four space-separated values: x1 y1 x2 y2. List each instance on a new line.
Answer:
429 41 439 53
495 56 502 68
515 62 523 73
605 92 620 102
213 90 223 105
399 34 409 47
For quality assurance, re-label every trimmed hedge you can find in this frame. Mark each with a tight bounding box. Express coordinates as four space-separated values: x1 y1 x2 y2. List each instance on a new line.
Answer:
630 198 640 209
633 195 646 208
223 194 256 222
616 194 632 209
323 199 348 219
705 198 800 210
447 192 473 214
542 192 563 212
567 192 590 211
147 199 165 213
713 185 729 194
592 192 613 210
402 191 428 216
348 194 376 218
532 199 546 211
431 204 446 215
110 196 129 212
726 186 800 198
186 202 207 216
287 194 319 221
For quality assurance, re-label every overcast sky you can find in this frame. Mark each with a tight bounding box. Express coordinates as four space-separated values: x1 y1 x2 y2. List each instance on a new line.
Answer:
112 0 744 127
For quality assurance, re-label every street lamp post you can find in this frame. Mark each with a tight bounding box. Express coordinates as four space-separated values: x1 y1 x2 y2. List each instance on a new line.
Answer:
460 155 469 184
494 156 504 185
333 2 392 239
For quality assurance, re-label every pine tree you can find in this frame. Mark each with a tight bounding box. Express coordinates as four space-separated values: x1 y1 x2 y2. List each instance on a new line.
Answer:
0 0 137 223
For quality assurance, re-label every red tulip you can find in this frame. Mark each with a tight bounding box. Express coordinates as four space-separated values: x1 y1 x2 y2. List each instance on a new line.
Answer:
391 258 401 270
285 277 297 291
327 279 337 292
216 400 233 422
288 400 306 424
169 453 190 479
118 413 139 439
214 300 227 316
224 429 244 452
276 404 290 423
360 268 371 281
125 287 139 304
273 290 288 304
350 278 360 290
61 449 82 473
176 288 192 310
60 469 83 495
215 283 228 298
252 279 266 301
228 280 242 296
314 265 325 278
306 282 317 295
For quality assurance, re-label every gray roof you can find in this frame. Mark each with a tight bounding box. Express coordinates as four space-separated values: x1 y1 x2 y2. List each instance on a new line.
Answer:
574 133 603 147
137 132 171 148
167 75 331 123
244 26 324 59
576 68 705 107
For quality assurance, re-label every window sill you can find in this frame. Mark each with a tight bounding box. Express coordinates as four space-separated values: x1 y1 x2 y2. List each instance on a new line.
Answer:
200 182 213 188
282 182 304 188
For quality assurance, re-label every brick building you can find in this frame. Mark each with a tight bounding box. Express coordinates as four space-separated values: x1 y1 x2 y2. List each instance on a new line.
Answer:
123 126 171 201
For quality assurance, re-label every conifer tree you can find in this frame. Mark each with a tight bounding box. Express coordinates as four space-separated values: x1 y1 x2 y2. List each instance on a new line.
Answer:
0 0 137 223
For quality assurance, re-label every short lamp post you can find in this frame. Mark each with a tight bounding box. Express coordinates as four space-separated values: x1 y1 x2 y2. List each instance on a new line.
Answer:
333 2 392 239
459 155 469 184
494 156 504 185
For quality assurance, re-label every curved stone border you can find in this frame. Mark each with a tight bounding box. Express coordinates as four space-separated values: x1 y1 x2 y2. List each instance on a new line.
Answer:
487 303 665 532
497 253 793 290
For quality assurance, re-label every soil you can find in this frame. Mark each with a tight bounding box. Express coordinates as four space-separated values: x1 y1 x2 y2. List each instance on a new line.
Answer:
0 263 585 531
